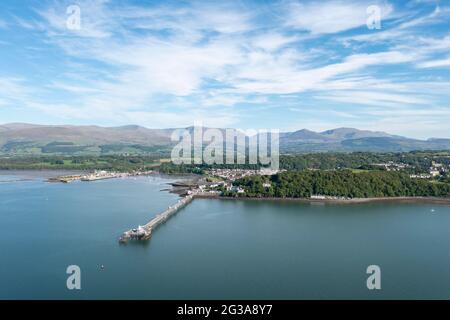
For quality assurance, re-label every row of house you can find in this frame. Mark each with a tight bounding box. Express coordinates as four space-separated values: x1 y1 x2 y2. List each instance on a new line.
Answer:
207 168 281 181
410 161 449 179
196 181 246 193
429 161 449 177
372 161 410 171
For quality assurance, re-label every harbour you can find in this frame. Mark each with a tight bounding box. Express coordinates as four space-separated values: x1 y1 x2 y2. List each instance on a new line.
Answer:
48 170 154 183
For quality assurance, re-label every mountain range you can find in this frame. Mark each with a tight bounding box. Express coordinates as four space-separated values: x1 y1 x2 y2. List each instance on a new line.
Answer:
1 123 449 155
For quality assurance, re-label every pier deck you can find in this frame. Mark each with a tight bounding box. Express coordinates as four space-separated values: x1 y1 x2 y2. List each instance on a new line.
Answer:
119 193 194 243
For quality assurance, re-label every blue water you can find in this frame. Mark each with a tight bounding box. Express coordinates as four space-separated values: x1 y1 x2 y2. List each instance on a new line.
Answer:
1 171 450 299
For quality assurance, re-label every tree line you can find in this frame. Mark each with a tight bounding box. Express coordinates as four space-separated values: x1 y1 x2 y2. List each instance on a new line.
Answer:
230 170 450 198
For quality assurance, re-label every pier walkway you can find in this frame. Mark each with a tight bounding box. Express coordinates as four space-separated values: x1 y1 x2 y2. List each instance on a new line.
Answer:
119 193 195 243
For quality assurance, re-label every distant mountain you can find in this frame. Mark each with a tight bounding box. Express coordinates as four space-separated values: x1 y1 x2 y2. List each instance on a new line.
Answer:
0 122 172 144
0 123 449 155
340 137 426 152
280 127 401 144
282 129 332 143
320 127 398 140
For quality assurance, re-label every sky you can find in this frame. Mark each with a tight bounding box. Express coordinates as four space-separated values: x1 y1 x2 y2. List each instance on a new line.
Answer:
0 0 449 139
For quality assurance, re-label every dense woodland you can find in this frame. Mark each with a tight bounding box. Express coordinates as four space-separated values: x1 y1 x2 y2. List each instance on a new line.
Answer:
229 170 450 198
159 151 450 173
1 151 449 173
1 151 449 198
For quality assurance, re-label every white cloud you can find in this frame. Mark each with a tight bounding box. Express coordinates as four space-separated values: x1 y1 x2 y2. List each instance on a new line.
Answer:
250 32 300 51
231 50 417 95
318 90 429 107
0 78 30 99
286 0 393 34
338 6 450 47
29 0 441 131
47 82 102 93
1 0 449 137
398 5 450 29
32 0 436 103
37 0 114 38
417 57 450 68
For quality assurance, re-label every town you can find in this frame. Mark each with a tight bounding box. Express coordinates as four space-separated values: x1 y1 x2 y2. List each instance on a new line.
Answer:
48 169 154 183
186 159 450 198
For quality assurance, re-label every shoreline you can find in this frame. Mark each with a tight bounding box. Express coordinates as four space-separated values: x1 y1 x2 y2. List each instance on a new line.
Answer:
2 169 448 205
0 169 87 180
194 194 450 205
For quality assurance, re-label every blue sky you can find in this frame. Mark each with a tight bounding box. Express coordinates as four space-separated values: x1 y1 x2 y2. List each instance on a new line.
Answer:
0 0 449 138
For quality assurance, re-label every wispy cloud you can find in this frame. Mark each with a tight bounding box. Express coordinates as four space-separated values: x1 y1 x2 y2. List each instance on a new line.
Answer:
0 19 7 29
417 57 450 68
285 0 394 34
319 90 429 107
0 77 31 100
0 0 449 138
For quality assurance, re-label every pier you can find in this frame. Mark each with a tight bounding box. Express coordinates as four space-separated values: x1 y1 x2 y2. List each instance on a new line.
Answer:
119 193 195 243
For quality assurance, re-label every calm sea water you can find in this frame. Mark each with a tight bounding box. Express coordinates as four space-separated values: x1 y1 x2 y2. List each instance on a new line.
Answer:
1 171 450 299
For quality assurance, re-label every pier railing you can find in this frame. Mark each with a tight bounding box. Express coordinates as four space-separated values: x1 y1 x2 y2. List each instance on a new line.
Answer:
119 193 195 243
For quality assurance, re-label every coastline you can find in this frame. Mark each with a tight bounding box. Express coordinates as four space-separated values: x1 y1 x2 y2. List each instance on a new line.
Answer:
0 169 203 189
0 169 87 180
194 194 450 205
3 169 448 205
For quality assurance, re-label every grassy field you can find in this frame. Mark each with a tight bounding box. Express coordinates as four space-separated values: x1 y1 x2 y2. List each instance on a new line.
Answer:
350 169 370 173
0 156 169 171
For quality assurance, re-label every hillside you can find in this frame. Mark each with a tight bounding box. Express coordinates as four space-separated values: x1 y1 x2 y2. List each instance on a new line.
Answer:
0 123 449 155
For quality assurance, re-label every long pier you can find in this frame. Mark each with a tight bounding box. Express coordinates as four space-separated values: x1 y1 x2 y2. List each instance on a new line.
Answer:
119 193 195 243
